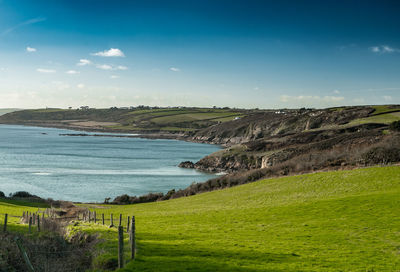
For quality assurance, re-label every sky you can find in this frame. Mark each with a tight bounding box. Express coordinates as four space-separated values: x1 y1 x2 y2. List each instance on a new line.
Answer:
0 0 399 109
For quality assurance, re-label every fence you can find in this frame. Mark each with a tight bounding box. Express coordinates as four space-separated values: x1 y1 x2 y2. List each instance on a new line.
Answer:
1 210 136 270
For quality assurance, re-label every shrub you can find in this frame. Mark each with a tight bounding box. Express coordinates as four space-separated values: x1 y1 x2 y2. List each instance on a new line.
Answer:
0 191 5 198
361 147 400 165
11 191 38 198
389 120 400 131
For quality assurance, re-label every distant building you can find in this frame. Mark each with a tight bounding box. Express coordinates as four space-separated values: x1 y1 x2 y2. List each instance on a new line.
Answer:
80 106 89 110
234 117 241 120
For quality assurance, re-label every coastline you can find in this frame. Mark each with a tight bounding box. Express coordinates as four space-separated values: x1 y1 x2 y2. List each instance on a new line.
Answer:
0 121 219 145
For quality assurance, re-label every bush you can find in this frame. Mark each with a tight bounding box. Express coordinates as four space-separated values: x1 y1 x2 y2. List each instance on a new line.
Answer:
0 191 5 198
11 191 38 198
389 120 400 131
361 147 400 165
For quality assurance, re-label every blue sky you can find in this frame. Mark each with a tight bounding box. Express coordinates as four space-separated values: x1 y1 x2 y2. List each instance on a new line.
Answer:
0 0 399 109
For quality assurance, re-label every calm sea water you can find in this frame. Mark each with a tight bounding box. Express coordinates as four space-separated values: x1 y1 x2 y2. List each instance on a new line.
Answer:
0 125 220 202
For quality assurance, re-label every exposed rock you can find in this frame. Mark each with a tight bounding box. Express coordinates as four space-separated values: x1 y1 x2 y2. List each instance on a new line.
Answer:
178 161 195 168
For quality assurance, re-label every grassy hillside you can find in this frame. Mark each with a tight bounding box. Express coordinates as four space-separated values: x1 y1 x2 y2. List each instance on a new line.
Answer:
0 107 248 133
0 108 21 116
2 166 400 271
76 166 400 271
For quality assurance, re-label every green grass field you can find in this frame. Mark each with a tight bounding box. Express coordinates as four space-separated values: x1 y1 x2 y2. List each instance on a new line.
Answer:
2 166 400 271
350 112 400 125
82 166 400 271
0 107 248 133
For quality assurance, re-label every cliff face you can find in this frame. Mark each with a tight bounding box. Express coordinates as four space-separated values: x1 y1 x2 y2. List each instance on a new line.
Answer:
181 121 387 173
187 107 373 146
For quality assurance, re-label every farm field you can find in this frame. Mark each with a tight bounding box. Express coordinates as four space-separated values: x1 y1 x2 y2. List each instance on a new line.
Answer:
2 166 399 271
0 107 248 133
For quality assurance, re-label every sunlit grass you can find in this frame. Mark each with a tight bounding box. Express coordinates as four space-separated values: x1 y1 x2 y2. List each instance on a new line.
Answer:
2 166 399 271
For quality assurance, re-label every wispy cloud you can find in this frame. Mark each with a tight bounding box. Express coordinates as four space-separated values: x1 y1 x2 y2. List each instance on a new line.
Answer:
77 59 92 66
66 70 79 74
2 17 46 36
96 64 128 71
170 67 180 72
110 75 120 79
92 48 125 57
383 95 393 101
117 65 128 70
369 45 399 54
26 46 37 53
36 68 56 73
96 64 113 70
280 95 344 103
333 89 340 94
77 83 85 89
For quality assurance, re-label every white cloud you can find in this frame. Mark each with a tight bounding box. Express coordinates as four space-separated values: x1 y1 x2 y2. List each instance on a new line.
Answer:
26 46 37 52
77 59 92 66
96 64 128 71
97 64 113 70
36 68 56 73
370 45 399 54
66 70 79 74
77 83 85 89
170 67 180 72
383 95 393 101
382 46 395 53
92 48 125 57
370 46 380 53
333 89 340 94
110 75 120 79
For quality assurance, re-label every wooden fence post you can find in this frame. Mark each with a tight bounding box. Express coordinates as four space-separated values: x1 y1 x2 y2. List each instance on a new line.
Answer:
3 214 7 232
28 216 32 233
127 216 130 233
88 211 91 222
119 214 122 226
118 226 124 268
32 213 35 225
94 211 97 224
110 213 114 227
130 216 135 260
102 213 105 225
37 215 40 232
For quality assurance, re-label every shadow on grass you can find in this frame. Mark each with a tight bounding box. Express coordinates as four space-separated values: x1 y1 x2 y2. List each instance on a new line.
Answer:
118 232 304 272
0 198 50 208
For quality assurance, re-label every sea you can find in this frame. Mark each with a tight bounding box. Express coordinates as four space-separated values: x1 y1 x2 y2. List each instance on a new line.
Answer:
0 125 220 202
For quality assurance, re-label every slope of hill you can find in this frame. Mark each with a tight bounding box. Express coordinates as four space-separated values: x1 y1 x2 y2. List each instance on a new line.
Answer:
0 107 249 134
72 166 400 271
0 108 21 116
0 166 400 272
2 166 399 271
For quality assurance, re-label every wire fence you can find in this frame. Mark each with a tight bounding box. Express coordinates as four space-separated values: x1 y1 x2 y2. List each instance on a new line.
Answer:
1 209 136 271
